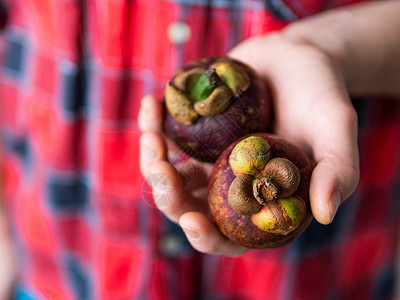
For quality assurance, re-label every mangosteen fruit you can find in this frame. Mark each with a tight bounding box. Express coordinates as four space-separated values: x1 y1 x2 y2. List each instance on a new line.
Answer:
208 134 314 249
163 56 271 162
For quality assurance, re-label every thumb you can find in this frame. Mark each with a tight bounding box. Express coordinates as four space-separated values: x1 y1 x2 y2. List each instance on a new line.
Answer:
310 149 360 225
307 97 360 225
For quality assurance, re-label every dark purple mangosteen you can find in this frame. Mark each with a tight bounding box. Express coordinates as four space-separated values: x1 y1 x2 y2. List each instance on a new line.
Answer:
163 56 271 162
208 133 313 249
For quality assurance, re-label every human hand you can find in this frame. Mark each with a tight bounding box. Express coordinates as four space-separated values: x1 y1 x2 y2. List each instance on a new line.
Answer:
138 33 359 255
228 32 359 225
138 31 360 255
0 211 16 299
138 95 249 256
226 0 400 225
137 0 400 255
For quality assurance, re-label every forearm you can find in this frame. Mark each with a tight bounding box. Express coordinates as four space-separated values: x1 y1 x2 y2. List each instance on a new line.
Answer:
282 0 400 97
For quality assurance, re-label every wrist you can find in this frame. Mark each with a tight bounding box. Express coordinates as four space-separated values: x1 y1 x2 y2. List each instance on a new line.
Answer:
280 1 400 97
280 14 350 90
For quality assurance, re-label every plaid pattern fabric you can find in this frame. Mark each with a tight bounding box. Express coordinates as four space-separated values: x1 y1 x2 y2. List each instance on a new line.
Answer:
0 0 399 299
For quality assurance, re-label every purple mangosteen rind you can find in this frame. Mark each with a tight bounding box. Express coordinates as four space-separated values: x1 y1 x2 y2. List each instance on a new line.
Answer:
208 133 314 249
163 56 271 163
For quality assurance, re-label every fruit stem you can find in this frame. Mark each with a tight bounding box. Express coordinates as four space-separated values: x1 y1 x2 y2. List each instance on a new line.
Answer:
252 177 278 205
190 68 222 103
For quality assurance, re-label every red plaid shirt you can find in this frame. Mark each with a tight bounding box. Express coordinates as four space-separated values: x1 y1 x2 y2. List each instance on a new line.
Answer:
1 0 400 299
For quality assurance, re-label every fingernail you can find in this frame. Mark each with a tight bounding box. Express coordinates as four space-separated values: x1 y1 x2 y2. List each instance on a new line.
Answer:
141 143 159 162
181 225 200 240
329 189 341 222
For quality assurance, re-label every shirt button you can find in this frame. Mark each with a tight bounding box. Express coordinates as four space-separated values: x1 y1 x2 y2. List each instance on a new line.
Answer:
159 234 186 256
167 22 191 45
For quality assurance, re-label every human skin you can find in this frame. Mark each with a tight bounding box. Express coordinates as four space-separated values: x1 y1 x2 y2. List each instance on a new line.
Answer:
0 203 16 298
138 0 400 256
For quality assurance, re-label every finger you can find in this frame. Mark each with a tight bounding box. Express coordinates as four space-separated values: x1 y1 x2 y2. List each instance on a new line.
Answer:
179 212 248 256
140 131 211 192
309 156 359 224
309 103 360 224
138 95 164 133
149 161 207 223
140 132 168 179
138 95 182 154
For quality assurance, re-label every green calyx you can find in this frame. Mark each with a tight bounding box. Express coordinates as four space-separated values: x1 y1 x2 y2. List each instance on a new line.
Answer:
251 196 306 235
229 136 271 176
280 196 306 227
189 68 222 103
